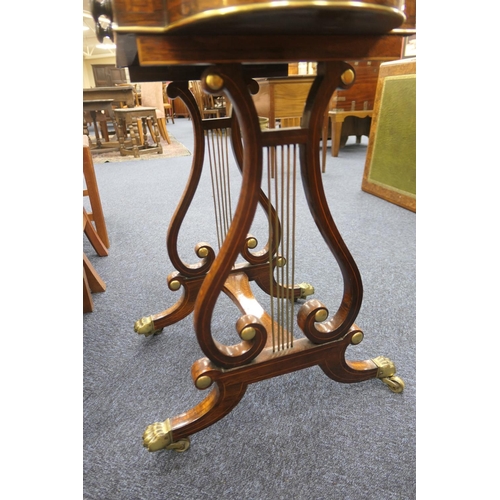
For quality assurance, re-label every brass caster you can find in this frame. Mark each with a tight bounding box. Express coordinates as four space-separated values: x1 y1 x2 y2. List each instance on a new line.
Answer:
143 419 191 453
372 356 404 393
134 316 163 337
381 376 405 393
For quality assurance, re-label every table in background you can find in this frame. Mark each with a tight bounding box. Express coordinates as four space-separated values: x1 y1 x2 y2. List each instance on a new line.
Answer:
83 99 118 150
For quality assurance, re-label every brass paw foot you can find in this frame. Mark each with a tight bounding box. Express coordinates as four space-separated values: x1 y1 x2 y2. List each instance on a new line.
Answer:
372 356 405 393
297 282 314 300
134 316 163 337
143 419 190 453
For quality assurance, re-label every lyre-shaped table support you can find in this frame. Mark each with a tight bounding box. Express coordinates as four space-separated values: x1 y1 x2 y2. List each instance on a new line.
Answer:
135 62 404 452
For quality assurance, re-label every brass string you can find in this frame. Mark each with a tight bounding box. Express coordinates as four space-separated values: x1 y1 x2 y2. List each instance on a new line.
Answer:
279 145 285 350
267 146 276 353
215 130 227 246
267 144 299 351
207 128 233 250
218 129 230 240
290 144 297 348
222 129 233 236
285 145 292 348
207 130 222 249
275 146 284 350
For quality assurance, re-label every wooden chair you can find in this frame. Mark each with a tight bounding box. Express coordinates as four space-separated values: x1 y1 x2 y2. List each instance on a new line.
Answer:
83 136 109 248
189 80 224 119
83 209 108 312
139 82 171 143
83 135 109 312
162 82 175 123
84 208 108 257
83 252 106 313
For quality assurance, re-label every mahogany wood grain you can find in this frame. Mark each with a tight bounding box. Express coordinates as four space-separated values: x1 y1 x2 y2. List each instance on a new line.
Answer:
134 34 404 67
168 328 377 443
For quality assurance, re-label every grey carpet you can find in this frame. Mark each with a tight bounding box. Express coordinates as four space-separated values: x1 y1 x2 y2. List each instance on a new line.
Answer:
83 117 415 500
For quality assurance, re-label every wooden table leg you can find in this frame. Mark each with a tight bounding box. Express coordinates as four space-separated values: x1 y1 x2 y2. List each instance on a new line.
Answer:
331 115 344 157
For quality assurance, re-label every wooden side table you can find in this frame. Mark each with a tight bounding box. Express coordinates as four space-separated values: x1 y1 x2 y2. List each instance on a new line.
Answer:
93 0 414 453
329 109 373 157
113 107 163 158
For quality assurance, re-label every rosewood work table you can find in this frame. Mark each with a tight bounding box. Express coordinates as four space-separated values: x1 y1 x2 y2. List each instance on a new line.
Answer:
90 0 415 453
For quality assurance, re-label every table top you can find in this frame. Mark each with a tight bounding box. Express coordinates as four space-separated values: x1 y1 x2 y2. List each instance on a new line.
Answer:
83 86 134 93
110 0 406 37
114 107 157 113
83 99 115 110
83 99 115 104
95 1 415 83
83 87 136 107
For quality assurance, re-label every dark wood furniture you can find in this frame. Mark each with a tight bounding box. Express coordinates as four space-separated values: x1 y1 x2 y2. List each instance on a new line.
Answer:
83 85 136 108
90 0 414 453
83 99 118 149
171 94 190 118
83 87 136 149
91 64 128 87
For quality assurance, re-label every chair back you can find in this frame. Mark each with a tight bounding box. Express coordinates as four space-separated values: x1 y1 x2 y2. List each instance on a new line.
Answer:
140 82 165 119
190 81 221 118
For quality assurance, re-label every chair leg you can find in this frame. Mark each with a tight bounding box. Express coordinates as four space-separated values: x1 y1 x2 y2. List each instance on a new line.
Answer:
164 104 175 124
136 119 145 146
156 118 171 144
83 144 109 248
84 209 109 257
83 253 106 293
83 253 106 313
99 121 110 142
83 267 94 313
332 119 342 158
